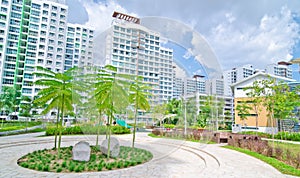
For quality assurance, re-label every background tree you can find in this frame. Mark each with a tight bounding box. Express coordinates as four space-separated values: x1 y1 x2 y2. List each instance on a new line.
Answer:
236 101 251 127
262 79 300 134
166 98 182 125
244 80 264 131
152 103 168 127
0 86 15 128
198 96 213 129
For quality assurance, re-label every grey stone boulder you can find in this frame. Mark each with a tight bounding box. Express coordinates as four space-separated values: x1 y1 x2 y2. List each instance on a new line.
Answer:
100 137 120 157
72 141 91 162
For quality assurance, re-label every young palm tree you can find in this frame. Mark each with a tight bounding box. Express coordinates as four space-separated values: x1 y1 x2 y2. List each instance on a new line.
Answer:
92 65 130 157
33 66 82 155
129 76 151 148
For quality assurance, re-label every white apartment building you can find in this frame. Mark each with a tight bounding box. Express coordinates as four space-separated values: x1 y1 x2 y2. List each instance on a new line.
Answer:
223 64 255 96
207 78 224 96
0 0 69 99
104 19 174 105
265 61 293 79
0 0 94 120
65 23 94 70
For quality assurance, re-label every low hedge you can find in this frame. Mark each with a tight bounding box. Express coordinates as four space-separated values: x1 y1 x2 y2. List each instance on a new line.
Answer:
45 125 130 136
273 132 300 142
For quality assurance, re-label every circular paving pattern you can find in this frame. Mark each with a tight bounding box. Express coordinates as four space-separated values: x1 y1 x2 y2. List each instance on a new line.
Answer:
0 132 296 178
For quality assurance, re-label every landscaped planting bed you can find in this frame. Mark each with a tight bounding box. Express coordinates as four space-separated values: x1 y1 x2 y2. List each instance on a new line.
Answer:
225 134 300 176
18 146 153 173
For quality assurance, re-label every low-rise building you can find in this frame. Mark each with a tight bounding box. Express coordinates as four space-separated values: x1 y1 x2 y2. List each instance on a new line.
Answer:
231 72 295 133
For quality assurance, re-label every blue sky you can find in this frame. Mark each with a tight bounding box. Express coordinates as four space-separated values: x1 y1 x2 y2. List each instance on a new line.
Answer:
66 0 300 80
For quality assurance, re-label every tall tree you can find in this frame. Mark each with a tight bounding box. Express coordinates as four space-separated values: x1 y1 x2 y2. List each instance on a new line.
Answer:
129 76 151 148
244 80 265 131
92 65 130 157
33 66 81 155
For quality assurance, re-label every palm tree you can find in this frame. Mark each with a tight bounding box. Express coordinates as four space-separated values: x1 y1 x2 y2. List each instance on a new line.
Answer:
92 65 130 157
33 66 82 155
129 76 151 148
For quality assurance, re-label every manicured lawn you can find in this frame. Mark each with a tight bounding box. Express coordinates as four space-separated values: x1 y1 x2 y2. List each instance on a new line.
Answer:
0 121 42 132
223 145 300 177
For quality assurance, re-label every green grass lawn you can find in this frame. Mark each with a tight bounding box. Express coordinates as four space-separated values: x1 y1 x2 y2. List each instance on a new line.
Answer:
0 121 42 132
223 145 300 177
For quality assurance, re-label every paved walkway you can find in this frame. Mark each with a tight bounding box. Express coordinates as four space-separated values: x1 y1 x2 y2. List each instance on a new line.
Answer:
0 132 297 178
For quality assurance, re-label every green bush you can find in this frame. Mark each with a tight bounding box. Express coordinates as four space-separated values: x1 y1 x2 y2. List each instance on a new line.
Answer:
273 132 300 141
240 131 271 138
163 124 175 129
45 125 130 136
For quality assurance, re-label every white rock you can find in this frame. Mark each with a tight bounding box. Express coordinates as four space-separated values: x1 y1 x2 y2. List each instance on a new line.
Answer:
100 137 120 157
72 141 91 162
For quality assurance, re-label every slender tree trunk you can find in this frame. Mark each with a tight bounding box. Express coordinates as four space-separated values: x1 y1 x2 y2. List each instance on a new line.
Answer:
132 97 138 148
105 116 109 139
54 108 60 149
96 112 102 147
107 111 113 158
58 95 65 157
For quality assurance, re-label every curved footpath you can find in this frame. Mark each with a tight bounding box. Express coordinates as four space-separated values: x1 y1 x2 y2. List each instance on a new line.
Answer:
0 132 297 178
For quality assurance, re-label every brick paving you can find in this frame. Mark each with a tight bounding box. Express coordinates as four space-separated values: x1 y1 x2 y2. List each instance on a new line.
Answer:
0 132 297 178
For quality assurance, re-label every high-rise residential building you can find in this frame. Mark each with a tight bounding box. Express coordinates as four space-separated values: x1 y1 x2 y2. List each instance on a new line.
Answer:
104 13 174 105
0 0 94 98
0 0 69 98
0 0 94 120
183 77 206 96
205 78 224 96
65 23 94 70
223 64 255 96
265 61 293 79
172 77 183 99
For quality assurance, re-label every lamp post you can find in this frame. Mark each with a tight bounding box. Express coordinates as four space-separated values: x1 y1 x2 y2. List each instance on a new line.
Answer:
182 78 188 135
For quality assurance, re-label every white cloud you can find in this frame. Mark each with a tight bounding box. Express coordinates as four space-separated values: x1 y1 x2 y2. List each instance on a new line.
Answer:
207 6 300 70
79 0 131 33
183 48 192 59
72 0 300 72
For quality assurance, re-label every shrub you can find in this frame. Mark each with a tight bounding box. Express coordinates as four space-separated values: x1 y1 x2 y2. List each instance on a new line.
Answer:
45 125 130 136
151 129 162 136
275 147 283 160
56 167 62 173
273 132 300 141
43 165 50 172
163 124 175 129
